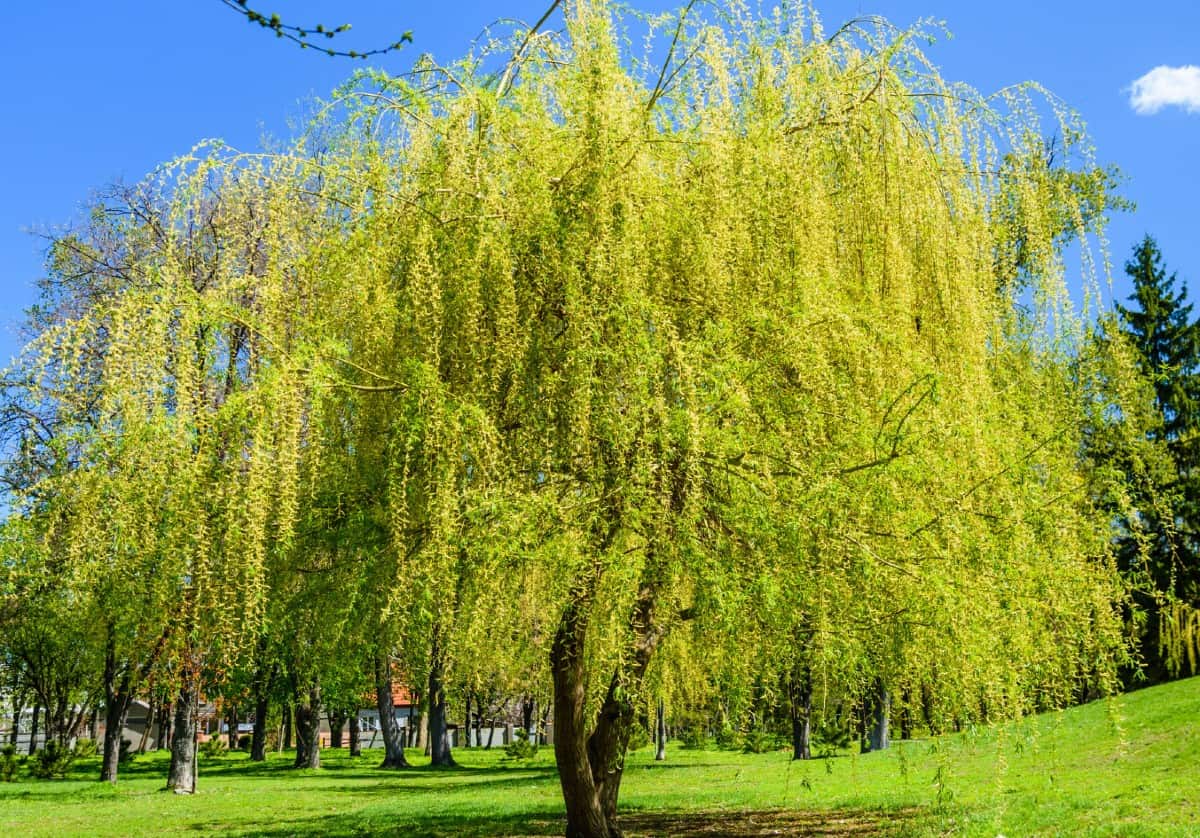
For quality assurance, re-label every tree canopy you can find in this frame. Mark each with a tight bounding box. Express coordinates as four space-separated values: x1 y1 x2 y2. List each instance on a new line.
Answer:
1 2 1148 833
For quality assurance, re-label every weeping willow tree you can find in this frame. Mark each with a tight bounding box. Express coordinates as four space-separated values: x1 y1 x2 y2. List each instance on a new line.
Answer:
12 0 1139 832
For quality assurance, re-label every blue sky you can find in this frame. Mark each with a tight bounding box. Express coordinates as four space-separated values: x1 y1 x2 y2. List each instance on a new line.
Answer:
1 1 1197 366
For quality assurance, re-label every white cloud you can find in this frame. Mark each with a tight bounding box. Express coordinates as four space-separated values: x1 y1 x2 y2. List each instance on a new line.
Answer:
1129 65 1200 115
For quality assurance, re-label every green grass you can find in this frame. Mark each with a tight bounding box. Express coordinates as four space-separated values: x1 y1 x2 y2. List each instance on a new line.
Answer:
2 676 1198 836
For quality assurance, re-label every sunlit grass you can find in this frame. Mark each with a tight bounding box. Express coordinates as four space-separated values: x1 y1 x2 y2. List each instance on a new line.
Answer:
2 676 1197 836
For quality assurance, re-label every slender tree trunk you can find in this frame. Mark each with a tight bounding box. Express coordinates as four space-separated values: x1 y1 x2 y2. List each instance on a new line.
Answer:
522 696 536 739
655 698 666 761
790 668 812 761
374 654 409 768
427 633 456 767
8 693 23 747
89 706 100 743
101 689 132 783
227 708 238 751
166 683 198 794
101 636 134 784
293 682 321 769
281 701 292 750
417 705 432 753
136 698 153 754
251 691 270 762
329 710 345 749
159 700 173 751
485 716 496 749
29 703 40 755
348 712 361 757
866 681 890 753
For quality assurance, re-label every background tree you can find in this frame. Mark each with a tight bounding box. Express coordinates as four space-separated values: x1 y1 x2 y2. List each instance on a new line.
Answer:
1111 236 1200 682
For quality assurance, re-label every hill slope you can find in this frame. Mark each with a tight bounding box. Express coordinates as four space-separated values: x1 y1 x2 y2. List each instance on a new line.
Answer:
1 676 1197 836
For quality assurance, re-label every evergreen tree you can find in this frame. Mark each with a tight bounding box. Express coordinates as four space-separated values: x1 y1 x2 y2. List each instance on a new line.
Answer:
1117 236 1200 443
1114 235 1200 681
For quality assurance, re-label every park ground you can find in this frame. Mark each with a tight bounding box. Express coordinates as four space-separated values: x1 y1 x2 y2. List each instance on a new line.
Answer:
2 676 1197 837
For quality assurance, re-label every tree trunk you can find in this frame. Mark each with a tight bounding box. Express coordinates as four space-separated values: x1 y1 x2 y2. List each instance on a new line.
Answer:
374 653 409 768
101 636 134 784
329 710 345 749
166 683 198 794
8 693 23 747
281 701 292 750
251 691 270 762
485 716 496 749
655 698 666 761
159 700 172 751
522 696 536 740
136 698 153 754
29 703 40 754
790 666 812 761
293 682 321 769
89 706 100 743
866 682 890 752
427 633 456 767
417 705 432 753
227 708 238 751
348 712 361 757
462 692 472 749
101 690 132 783
551 603 613 838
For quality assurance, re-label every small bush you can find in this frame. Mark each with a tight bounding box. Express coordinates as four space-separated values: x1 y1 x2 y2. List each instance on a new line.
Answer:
72 739 99 759
238 734 252 751
714 721 738 750
503 728 538 760
740 727 782 754
0 744 21 782
626 724 651 752
30 740 75 779
678 725 707 749
118 738 135 764
813 718 853 754
199 737 228 759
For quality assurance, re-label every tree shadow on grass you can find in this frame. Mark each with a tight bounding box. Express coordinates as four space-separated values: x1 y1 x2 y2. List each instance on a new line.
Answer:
189 806 923 837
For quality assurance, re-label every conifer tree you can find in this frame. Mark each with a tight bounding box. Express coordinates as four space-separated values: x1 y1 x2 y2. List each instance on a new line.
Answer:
1114 236 1200 680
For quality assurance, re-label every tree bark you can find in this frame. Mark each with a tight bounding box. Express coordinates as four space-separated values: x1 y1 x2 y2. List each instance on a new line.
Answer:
427 632 456 767
655 698 666 761
251 691 270 762
28 703 39 754
281 700 292 750
8 692 23 747
866 681 890 753
159 700 172 751
136 698 153 754
166 683 198 794
790 668 812 761
462 692 472 749
293 682 321 769
100 636 134 783
348 712 362 757
374 653 410 768
522 696 536 740
551 602 613 838
329 710 345 749
227 708 238 751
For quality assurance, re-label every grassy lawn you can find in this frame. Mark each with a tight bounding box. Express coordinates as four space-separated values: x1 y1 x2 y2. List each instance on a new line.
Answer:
2 676 1197 837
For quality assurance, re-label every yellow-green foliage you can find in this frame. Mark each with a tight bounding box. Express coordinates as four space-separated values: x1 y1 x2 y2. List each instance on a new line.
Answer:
14 2 1133 719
